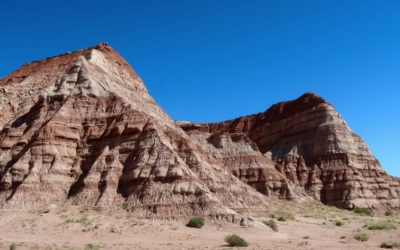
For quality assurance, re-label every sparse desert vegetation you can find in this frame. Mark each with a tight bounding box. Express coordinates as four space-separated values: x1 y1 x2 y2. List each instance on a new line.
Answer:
84 243 100 250
381 242 400 249
364 220 397 230
186 217 205 229
274 210 295 221
224 234 248 247
277 216 286 221
262 219 278 232
385 210 394 216
335 220 344 226
354 207 375 217
0 199 399 249
354 230 369 242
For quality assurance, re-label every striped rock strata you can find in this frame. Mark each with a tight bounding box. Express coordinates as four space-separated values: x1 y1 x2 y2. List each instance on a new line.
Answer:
180 93 400 210
0 43 398 218
0 44 266 220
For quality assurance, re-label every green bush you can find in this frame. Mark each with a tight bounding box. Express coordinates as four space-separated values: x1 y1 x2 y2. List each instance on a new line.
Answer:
187 217 205 229
354 232 369 242
275 211 295 220
354 207 374 217
277 216 286 222
9 243 16 250
365 220 397 230
380 242 400 249
84 244 100 250
225 234 248 247
335 220 344 226
263 219 278 232
384 210 394 216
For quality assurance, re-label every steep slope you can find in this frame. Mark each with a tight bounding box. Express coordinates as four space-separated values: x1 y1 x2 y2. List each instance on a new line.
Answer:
0 44 267 220
180 93 400 210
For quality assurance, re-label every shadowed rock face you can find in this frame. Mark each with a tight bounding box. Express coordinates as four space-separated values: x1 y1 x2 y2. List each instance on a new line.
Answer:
180 93 400 210
0 44 398 217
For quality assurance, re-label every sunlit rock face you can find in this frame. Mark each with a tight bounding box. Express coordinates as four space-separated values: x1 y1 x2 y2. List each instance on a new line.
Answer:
0 43 398 218
0 44 268 220
180 93 400 210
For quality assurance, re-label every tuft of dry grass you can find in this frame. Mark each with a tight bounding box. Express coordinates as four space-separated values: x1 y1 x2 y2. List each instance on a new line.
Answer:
364 220 397 230
262 220 278 232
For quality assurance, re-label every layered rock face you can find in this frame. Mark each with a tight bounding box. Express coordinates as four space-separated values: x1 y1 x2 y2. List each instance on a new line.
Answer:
180 93 400 210
0 44 267 219
0 44 398 217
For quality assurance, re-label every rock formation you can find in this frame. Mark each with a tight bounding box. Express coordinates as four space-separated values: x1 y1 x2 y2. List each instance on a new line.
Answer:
0 43 266 220
180 93 400 210
0 43 398 219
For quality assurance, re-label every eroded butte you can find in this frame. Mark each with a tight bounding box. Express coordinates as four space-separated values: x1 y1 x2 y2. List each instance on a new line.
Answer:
0 43 398 219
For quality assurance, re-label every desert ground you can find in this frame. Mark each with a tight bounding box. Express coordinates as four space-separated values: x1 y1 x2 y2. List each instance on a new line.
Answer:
1 198 399 250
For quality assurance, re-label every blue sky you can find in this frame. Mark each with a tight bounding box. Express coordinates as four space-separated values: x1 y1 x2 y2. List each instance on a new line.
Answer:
1 1 399 176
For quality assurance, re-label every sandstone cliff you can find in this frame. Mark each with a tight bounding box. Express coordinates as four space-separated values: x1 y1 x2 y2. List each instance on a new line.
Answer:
0 43 398 218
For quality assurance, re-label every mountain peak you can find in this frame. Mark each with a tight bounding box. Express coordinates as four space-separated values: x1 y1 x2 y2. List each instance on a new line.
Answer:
0 44 398 216
0 43 133 86
262 92 332 121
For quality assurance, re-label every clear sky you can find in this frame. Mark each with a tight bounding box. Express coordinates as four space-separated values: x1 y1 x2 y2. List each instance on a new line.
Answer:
1 1 399 176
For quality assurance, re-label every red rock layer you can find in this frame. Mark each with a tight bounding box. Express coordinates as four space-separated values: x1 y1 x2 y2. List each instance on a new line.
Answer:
180 93 400 210
0 44 398 217
0 45 267 220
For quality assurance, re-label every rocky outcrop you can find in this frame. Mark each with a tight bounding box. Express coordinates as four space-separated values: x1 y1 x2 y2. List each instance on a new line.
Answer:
180 93 400 210
0 44 267 220
0 43 398 217
180 129 297 200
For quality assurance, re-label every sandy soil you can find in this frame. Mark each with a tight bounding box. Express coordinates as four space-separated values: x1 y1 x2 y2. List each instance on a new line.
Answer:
1 199 399 250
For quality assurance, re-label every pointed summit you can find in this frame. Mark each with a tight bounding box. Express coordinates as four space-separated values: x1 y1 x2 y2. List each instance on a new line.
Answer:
0 44 267 219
